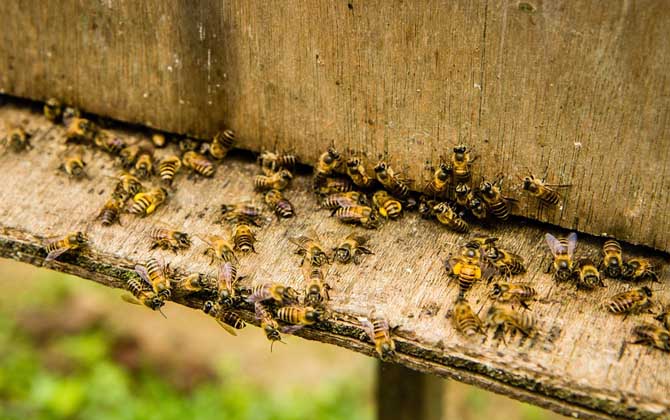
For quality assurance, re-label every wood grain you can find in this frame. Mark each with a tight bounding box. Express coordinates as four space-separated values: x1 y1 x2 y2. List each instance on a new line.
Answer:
0 103 668 419
0 1 668 250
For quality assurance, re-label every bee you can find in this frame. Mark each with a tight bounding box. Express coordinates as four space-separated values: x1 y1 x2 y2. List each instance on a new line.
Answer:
605 286 653 316
358 312 396 361
97 197 124 226
94 131 126 155
485 304 537 339
445 246 496 298
345 157 375 188
119 144 141 168
130 187 168 216
133 152 154 179
454 183 470 207
302 264 331 307
232 222 256 254
44 98 63 122
253 169 293 191
333 233 373 264
655 307 670 330
121 277 166 315
149 227 191 253
178 138 199 152
373 162 412 198
433 202 469 233
217 261 240 306
158 155 182 186
247 283 299 305
255 301 282 348
451 298 484 337
545 232 577 282
317 177 353 195
331 205 380 229
424 163 452 198
112 172 143 201
65 117 98 144
258 151 297 175
467 193 488 220
630 324 670 352
289 234 330 266
277 306 327 329
418 197 437 219
478 177 515 221
151 133 167 148
201 234 238 264
59 154 88 179
313 147 343 189
600 239 624 279
44 231 89 262
573 258 605 290
178 273 208 293
521 175 569 207
202 301 246 335
490 282 536 309
221 202 264 226
135 258 171 299
210 129 235 159
482 245 526 277
321 191 368 210
622 258 659 282
372 190 403 219
61 107 81 125
450 145 476 183
182 150 215 177
264 189 295 218
2 127 31 152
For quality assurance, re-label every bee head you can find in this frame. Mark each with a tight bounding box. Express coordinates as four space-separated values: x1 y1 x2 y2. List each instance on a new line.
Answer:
335 247 351 263
174 232 191 247
148 296 165 311
346 157 360 168
327 147 340 160
455 183 469 195
558 260 570 270
522 177 535 191
373 162 387 173
265 325 281 341
491 283 503 297
379 341 396 360
480 181 493 194
74 232 89 245
203 300 215 314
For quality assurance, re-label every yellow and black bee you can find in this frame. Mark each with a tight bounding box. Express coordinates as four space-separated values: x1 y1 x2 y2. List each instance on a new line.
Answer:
255 301 282 349
478 177 515 221
485 304 537 340
656 306 670 331
65 117 98 144
203 301 246 335
605 286 653 316
246 283 300 305
182 150 215 177
95 131 126 155
424 162 452 198
122 277 166 315
258 151 297 175
373 161 412 198
119 144 141 168
44 231 89 262
61 106 81 125
158 155 182 186
317 177 354 195
433 202 469 233
466 191 488 220
450 298 484 337
600 239 624 279
135 258 172 299
264 189 295 218
130 187 168 216
545 232 577 282
254 169 293 191
112 172 143 201
445 246 496 298
217 261 240 306
573 258 605 290
630 324 670 352
221 202 264 226
177 273 209 293
418 197 438 219
133 152 154 179
345 157 375 188
59 154 88 179
331 205 380 229
277 306 327 334
454 183 470 208
482 245 526 277
521 174 569 207
372 190 403 219
210 129 236 160
302 264 331 307
333 233 373 264
232 222 256 254
201 234 238 265
490 282 536 309
289 234 330 266
358 312 396 361
622 258 659 282
2 127 31 152
450 145 476 184
313 147 343 189
149 227 191 253
97 197 124 226
321 191 368 210
44 98 63 122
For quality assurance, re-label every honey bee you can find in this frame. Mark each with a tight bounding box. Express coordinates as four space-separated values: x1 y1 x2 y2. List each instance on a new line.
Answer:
149 227 191 253
454 183 470 207
182 150 215 177
313 147 343 189
433 202 469 233
485 304 537 340
372 190 403 219
445 246 496 298
478 176 515 221
158 155 182 186
289 234 330 266
573 258 605 290
255 301 282 348
253 169 293 191
130 187 168 216
373 162 412 198
317 177 354 195
605 286 653 316
418 197 437 219
302 264 331 307
450 298 484 337
490 282 536 309
622 258 659 282
59 154 88 179
94 131 126 155
217 261 240 306
600 239 624 279
655 307 670 330
44 231 89 262
424 163 452 198
61 106 81 125
221 202 264 226
264 189 295 218
358 312 396 361
321 191 368 210
122 278 165 316
2 127 31 152
133 152 154 179
630 324 670 352
258 151 297 175
331 205 381 229
201 234 238 264
112 172 143 201
97 197 124 226
203 301 246 335
277 306 327 330
333 233 373 264
44 98 62 122
545 232 577 282
178 273 208 293
151 133 167 148
345 157 375 188
450 145 476 183
232 222 256 254
210 129 236 159
466 193 488 220
135 258 171 299
482 245 526 277
119 144 141 168
521 175 569 207
65 117 98 144
246 283 300 305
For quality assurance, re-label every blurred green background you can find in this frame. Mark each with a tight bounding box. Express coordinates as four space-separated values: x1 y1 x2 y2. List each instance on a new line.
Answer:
0 260 565 420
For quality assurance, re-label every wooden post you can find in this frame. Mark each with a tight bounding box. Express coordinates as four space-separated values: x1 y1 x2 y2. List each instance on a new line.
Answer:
376 362 445 420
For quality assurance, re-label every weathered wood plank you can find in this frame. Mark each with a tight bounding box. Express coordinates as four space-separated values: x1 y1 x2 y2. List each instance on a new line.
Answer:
0 104 668 419
0 1 668 250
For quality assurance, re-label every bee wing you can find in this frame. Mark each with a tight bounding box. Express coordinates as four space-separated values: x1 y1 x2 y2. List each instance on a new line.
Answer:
357 317 376 342
121 293 141 305
254 302 265 320
134 265 153 288
566 232 578 257
281 325 304 335
544 233 565 258
216 318 238 336
287 235 307 247
45 246 70 262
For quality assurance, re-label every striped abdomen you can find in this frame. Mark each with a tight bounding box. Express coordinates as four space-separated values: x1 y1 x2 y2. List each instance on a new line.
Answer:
606 294 648 314
146 258 170 297
232 223 256 253
183 151 215 177
126 278 146 298
452 300 482 336
265 189 294 218
484 195 511 220
213 129 236 150
381 200 402 219
159 156 182 185
219 311 246 330
317 177 353 194
535 185 561 206
100 207 119 226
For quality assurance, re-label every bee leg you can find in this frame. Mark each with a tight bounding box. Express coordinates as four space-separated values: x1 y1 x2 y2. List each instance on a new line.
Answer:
520 301 531 311
544 261 553 274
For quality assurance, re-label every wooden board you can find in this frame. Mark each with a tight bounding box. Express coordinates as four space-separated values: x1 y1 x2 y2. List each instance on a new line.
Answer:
0 1 669 250
0 103 668 419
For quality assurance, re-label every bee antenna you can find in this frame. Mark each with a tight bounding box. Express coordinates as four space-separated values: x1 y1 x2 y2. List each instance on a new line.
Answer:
158 307 168 319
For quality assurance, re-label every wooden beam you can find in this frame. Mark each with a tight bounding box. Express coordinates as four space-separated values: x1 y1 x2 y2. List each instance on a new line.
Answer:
0 1 668 250
377 363 444 420
0 103 668 420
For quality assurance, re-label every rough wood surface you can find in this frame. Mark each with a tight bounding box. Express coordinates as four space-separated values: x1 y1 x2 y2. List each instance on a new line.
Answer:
0 104 669 420
0 1 669 250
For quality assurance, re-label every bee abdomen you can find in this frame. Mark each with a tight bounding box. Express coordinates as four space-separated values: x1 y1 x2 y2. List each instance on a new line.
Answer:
607 298 632 314
538 189 561 206
276 307 302 324
383 201 403 219
220 311 246 329
100 209 119 226
214 129 236 150
488 200 511 220
159 158 181 185
130 196 151 214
